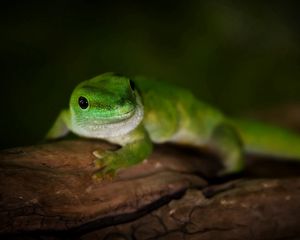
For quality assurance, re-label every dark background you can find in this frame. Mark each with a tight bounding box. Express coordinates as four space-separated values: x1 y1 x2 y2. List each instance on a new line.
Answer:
1 1 300 149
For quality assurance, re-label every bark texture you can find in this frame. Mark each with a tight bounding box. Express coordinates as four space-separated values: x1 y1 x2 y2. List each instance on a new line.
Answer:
1 104 300 240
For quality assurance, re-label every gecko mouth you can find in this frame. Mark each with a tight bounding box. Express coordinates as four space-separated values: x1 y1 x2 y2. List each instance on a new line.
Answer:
93 109 136 124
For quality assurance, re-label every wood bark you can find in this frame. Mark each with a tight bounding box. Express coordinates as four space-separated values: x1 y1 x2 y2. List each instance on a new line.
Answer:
1 104 300 240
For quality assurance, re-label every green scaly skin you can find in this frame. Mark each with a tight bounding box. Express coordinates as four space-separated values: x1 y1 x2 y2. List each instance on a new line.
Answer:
46 73 300 179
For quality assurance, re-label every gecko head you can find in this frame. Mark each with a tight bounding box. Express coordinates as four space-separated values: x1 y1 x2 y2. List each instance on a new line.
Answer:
69 73 144 138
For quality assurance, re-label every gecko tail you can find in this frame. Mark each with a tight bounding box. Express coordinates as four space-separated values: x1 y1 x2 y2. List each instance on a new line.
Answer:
231 118 300 160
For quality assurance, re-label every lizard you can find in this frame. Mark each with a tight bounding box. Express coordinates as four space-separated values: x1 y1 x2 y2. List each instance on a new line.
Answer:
46 72 300 179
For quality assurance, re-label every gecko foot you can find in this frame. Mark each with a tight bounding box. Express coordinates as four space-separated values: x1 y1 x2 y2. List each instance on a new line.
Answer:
92 150 117 181
92 168 116 182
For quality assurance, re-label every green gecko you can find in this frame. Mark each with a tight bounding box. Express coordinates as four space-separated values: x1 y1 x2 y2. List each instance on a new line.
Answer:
47 72 300 179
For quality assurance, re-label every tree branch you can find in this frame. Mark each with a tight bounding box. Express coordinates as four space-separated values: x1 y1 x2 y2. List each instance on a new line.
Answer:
1 138 300 239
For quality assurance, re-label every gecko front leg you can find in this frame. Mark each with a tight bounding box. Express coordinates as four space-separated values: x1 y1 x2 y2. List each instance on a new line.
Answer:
92 125 153 180
46 110 70 139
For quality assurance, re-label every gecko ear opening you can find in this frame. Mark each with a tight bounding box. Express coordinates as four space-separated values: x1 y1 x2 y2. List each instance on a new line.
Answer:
129 79 135 91
78 96 89 109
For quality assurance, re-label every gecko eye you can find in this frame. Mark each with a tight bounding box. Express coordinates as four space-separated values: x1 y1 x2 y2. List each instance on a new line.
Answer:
78 96 89 109
129 79 135 91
